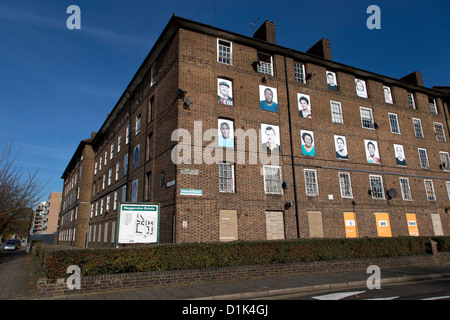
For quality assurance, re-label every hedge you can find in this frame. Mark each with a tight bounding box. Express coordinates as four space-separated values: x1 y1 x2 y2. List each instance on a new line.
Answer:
33 236 449 280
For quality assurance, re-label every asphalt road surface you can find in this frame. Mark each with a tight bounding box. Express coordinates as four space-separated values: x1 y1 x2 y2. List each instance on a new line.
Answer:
257 278 450 300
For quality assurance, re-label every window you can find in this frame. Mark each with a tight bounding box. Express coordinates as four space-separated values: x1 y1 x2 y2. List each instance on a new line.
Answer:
407 92 416 109
399 177 412 201
434 122 446 141
150 97 155 122
439 152 450 171
122 185 127 202
330 101 343 124
133 145 140 169
100 198 104 215
102 174 106 190
418 148 429 169
114 191 118 211
369 175 384 199
126 125 130 145
263 165 283 194
106 195 110 212
110 143 114 159
99 157 102 171
424 180 436 201
257 52 273 75
124 154 128 175
108 168 112 185
446 182 450 201
160 171 165 186
136 113 141 135
304 169 319 196
217 39 232 65
150 62 157 86
338 172 353 198
104 151 107 165
94 162 98 175
117 135 121 153
412 118 423 138
294 62 305 84
429 97 438 114
388 113 400 134
360 107 374 129
115 162 120 180
219 163 235 193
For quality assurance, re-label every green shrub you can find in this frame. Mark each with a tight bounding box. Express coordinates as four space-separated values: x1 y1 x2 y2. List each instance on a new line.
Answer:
34 236 445 280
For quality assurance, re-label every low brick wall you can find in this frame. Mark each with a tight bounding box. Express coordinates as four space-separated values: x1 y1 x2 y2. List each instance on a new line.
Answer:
35 252 450 298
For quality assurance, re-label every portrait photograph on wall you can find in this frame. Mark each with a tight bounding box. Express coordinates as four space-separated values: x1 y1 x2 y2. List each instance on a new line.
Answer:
261 123 281 153
301 130 315 156
259 85 278 112
297 93 312 119
365 139 380 164
326 71 338 91
383 86 393 104
394 144 407 166
334 135 348 160
217 78 233 105
218 119 234 148
355 79 368 98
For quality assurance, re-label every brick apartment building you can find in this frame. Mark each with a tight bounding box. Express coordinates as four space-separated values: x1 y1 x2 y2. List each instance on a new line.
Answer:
56 15 450 248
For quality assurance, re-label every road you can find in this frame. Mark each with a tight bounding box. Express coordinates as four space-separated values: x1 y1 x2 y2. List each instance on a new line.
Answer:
0 247 35 300
256 278 450 300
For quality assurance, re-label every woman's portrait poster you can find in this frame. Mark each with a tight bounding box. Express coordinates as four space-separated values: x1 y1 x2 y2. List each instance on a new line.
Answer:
297 93 312 119
301 130 315 156
334 135 348 160
355 79 368 98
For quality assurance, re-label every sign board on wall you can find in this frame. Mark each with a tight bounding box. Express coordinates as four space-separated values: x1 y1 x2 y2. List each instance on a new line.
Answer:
343 212 358 238
406 213 419 236
375 213 392 237
117 202 160 244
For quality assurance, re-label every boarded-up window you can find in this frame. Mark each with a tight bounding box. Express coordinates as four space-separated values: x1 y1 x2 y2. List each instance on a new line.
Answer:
219 210 238 242
307 211 324 238
265 211 284 240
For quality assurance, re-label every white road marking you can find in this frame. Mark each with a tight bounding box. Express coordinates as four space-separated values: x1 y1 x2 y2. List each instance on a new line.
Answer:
421 296 450 300
312 291 366 300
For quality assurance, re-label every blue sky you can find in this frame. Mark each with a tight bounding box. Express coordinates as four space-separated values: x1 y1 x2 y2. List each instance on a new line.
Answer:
0 0 448 203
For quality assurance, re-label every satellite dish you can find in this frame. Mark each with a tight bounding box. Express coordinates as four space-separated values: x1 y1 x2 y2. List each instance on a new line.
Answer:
386 188 397 199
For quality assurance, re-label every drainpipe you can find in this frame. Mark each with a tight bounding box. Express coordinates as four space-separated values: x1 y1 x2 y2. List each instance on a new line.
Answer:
284 53 300 238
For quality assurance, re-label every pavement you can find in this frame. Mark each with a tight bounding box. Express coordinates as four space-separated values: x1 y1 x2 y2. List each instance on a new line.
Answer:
1 247 450 300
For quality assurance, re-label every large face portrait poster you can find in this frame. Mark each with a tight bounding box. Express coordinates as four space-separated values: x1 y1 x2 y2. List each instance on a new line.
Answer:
334 135 348 160
365 139 380 164
355 79 368 98
259 85 278 112
117 203 160 244
217 78 233 105
394 144 406 166
297 93 312 119
301 130 315 156
326 71 338 91
383 86 393 104
261 124 281 153
218 119 234 148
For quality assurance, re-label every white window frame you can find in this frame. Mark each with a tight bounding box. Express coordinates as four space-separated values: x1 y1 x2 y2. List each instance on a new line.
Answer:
360 107 374 129
304 169 319 197
330 101 343 124
388 113 400 134
412 118 424 138
115 161 120 180
117 135 122 153
263 165 283 195
294 61 306 84
150 62 157 86
418 148 429 169
218 163 235 193
257 52 273 75
108 168 112 186
338 172 353 198
126 125 130 145
217 39 232 65
399 177 412 201
434 122 446 142
429 97 438 114
439 151 450 171
424 180 436 201
136 113 141 135
369 175 385 199
407 92 416 110
110 143 114 159
446 182 450 201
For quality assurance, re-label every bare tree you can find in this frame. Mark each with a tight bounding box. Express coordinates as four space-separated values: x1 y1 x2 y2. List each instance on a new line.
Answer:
0 136 46 239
